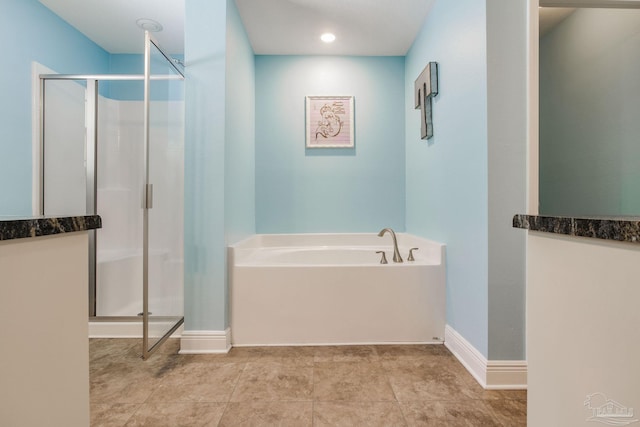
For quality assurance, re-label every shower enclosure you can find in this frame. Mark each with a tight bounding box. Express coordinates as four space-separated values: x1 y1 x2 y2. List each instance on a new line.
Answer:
39 32 184 358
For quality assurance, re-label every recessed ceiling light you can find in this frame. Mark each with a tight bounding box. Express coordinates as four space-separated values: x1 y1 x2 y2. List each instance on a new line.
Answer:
320 33 336 43
136 18 163 32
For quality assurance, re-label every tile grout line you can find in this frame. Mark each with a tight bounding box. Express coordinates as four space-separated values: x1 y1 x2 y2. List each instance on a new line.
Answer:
218 359 249 422
119 403 143 427
380 351 410 427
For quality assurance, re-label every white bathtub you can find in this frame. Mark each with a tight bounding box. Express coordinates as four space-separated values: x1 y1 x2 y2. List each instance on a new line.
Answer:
229 233 446 346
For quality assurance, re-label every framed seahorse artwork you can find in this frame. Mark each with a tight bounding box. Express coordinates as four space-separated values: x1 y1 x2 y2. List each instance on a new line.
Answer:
306 95 354 148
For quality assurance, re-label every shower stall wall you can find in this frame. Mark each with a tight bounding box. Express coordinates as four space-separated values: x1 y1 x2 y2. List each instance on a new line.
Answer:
39 32 184 358
96 96 184 319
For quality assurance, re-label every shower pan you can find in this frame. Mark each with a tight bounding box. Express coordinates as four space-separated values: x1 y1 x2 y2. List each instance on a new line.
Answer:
38 32 184 359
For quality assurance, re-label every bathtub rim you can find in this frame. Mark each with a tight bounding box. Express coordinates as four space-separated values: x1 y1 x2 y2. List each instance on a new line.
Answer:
229 232 445 248
229 232 446 267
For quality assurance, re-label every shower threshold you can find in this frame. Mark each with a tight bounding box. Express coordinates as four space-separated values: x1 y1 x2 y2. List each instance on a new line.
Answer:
89 316 184 339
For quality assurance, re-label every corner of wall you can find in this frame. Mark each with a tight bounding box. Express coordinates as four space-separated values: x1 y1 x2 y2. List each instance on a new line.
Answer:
180 329 231 354
445 325 527 390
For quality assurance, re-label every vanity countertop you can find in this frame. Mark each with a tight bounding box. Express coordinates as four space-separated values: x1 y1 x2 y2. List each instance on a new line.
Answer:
0 215 102 241
513 214 640 243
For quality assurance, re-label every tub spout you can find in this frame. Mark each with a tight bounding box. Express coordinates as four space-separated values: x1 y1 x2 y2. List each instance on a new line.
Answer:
377 228 403 263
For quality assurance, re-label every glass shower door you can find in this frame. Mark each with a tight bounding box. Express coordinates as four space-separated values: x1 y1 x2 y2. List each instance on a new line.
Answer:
40 35 184 358
142 32 185 357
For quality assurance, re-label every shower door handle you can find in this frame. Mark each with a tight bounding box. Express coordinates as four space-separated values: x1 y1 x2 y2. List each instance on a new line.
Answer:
144 184 153 209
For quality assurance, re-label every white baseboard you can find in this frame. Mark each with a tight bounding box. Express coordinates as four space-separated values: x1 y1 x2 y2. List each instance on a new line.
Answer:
89 321 183 338
445 324 527 390
179 329 231 354
486 360 528 389
232 340 443 347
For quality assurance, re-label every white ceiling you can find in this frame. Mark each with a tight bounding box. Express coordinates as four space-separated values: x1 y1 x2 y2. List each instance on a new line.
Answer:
539 7 576 36
38 0 435 56
235 0 435 56
38 0 185 55
43 1 633 55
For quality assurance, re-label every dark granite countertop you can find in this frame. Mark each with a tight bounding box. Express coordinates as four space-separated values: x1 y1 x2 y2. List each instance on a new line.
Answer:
513 214 640 243
0 215 102 241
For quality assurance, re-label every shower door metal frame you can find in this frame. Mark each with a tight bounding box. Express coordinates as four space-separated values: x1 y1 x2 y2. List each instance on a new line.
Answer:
38 32 185 359
141 30 185 359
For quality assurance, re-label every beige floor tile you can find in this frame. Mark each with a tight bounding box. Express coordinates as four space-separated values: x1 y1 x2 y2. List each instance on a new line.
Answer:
314 361 396 401
121 354 186 378
90 338 139 365
486 398 527 426
123 402 226 427
90 403 139 427
398 400 449 426
218 401 313 426
498 389 527 400
382 358 478 401
89 340 527 426
122 338 184 360
175 352 251 365
147 362 245 403
314 401 408 427
229 346 315 366
313 345 379 362
444 400 505 426
156 338 182 355
90 361 163 404
230 361 314 402
163 361 245 385
400 400 504 427
454 379 515 401
375 344 450 360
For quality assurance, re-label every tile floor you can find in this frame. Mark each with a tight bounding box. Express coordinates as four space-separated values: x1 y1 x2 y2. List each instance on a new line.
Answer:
90 339 526 426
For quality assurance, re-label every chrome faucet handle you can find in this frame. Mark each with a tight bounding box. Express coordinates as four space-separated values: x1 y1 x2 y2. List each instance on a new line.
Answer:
376 251 388 264
408 247 419 261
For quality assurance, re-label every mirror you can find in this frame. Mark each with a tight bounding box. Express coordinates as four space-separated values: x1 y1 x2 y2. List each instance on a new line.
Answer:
539 4 640 216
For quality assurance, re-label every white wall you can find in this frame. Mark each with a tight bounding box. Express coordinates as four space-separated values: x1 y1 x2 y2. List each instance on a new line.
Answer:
527 233 640 426
0 233 90 427
42 79 87 216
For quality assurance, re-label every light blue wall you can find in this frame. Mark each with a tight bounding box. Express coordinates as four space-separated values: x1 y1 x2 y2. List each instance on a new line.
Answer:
405 0 489 356
0 0 109 216
255 56 406 233
106 54 186 101
2 0 527 359
184 0 228 331
225 0 256 245
106 55 143 101
540 8 640 216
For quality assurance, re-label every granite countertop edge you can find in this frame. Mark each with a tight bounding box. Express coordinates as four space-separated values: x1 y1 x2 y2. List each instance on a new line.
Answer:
0 215 102 241
513 214 640 244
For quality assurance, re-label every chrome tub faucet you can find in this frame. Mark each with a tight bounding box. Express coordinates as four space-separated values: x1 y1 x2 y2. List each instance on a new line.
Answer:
377 228 403 263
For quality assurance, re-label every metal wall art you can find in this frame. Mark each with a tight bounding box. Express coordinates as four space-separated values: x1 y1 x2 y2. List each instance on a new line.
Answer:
414 62 439 140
